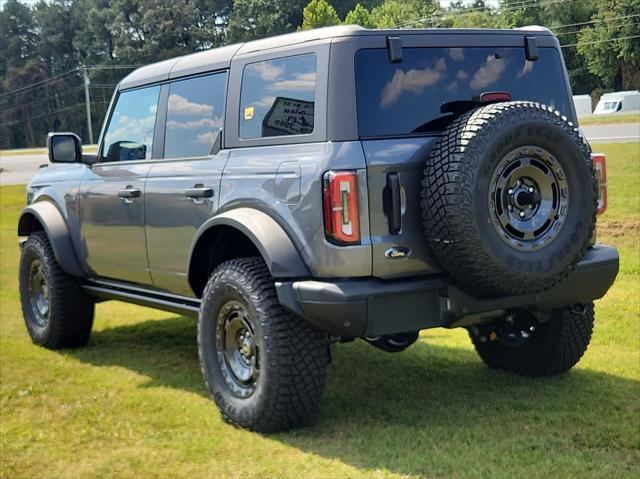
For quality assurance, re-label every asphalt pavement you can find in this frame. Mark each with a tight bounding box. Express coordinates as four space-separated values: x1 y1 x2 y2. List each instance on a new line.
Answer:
1 122 638 186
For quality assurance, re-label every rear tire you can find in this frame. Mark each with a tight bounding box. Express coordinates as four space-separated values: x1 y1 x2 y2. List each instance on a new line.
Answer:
19 231 95 349
421 102 596 296
469 303 594 377
198 257 330 432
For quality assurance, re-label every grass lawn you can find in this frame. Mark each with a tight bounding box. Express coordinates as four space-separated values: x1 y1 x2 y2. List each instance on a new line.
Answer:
1 143 639 478
579 113 639 126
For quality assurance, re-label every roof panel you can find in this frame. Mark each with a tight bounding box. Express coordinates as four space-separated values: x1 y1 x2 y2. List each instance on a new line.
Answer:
169 43 243 79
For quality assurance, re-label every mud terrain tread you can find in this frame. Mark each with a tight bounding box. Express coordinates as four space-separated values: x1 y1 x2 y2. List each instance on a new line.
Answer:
470 303 595 376
198 257 329 433
19 231 94 349
420 102 596 296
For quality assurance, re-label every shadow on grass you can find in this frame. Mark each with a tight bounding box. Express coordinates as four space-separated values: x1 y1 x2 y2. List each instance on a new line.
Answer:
70 315 639 476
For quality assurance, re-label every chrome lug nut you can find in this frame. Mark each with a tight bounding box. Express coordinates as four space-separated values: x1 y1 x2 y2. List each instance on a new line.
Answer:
519 211 526 218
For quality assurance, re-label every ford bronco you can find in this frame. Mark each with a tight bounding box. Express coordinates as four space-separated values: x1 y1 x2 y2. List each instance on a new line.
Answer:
18 26 618 432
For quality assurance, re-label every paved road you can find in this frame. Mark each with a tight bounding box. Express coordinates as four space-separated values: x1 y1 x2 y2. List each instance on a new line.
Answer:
1 122 638 186
580 122 640 143
0 153 49 186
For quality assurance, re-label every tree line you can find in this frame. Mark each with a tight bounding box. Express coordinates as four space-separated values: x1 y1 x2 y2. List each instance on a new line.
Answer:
1 0 638 149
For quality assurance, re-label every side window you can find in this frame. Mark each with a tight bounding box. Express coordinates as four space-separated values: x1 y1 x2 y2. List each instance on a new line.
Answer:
102 86 160 162
164 72 227 158
239 54 316 139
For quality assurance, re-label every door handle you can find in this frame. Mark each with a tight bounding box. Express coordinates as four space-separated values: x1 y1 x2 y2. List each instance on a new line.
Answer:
118 186 141 203
385 173 402 234
184 186 214 199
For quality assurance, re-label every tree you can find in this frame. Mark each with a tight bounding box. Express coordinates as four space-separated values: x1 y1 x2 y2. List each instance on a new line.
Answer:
344 4 374 27
226 0 308 42
368 0 436 29
0 0 38 79
577 0 640 90
300 0 341 30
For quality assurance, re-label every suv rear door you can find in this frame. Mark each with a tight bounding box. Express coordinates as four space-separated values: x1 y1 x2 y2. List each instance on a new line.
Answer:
79 85 161 285
350 34 575 279
144 71 228 296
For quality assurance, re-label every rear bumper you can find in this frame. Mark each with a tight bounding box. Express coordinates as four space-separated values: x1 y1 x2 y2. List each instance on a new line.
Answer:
275 244 619 337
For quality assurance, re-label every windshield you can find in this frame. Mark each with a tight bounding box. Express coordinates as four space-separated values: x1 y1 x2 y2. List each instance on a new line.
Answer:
355 46 573 137
601 101 620 112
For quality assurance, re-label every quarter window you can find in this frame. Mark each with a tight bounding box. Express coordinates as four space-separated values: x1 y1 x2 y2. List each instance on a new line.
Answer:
102 86 160 161
164 72 227 158
239 54 316 139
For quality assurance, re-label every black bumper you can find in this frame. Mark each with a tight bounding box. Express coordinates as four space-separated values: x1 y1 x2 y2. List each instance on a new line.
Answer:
275 244 619 337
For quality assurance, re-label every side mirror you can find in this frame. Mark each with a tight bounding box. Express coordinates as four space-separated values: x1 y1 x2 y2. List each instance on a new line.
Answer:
47 132 82 163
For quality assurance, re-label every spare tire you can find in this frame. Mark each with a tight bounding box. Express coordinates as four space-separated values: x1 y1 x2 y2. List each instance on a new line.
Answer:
420 101 596 297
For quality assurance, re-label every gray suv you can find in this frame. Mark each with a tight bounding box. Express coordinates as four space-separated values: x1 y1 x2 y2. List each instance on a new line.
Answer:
18 26 618 432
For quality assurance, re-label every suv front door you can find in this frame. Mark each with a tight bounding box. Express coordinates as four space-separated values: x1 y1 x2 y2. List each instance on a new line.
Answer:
79 85 161 285
145 71 228 296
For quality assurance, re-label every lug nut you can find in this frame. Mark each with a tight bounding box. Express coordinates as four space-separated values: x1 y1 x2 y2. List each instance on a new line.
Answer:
528 187 534 193
519 211 526 218
508 188 513 195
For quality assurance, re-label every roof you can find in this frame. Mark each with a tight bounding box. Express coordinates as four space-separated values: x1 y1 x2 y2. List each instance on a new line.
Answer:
118 24 555 90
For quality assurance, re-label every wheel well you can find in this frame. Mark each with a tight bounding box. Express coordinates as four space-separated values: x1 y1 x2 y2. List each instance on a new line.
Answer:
18 213 44 236
189 226 261 298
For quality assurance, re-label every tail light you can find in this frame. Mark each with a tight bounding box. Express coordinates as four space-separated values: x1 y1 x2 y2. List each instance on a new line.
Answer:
592 153 607 215
323 171 360 245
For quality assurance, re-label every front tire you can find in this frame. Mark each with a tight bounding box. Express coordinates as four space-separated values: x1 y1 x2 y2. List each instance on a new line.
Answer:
19 231 95 349
198 257 330 432
468 303 594 377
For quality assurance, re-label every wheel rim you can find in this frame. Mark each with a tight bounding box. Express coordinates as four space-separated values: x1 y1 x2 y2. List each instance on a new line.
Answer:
215 300 259 398
489 146 569 251
28 259 50 327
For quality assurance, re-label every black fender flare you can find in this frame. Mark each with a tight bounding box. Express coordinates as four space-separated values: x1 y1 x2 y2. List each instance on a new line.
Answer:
188 207 310 280
18 202 84 277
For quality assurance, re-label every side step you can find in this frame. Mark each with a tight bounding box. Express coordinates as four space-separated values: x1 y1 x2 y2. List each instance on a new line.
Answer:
83 279 201 318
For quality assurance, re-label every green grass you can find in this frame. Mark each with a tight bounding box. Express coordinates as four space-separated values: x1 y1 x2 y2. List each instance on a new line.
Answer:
1 143 639 478
579 113 639 126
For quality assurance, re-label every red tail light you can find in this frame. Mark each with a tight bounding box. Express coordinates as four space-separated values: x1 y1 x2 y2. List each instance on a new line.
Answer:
592 153 607 215
323 171 360 245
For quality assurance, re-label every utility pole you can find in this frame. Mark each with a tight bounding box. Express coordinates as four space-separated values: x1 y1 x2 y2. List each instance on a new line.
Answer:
82 66 94 145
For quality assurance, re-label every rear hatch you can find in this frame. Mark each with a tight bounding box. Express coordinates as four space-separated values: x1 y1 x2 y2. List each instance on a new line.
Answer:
355 41 575 279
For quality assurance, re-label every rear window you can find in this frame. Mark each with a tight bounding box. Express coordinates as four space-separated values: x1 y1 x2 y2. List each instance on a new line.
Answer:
239 54 316 139
355 47 572 138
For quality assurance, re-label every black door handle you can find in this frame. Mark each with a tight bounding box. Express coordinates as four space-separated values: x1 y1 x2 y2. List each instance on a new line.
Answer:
385 173 402 234
184 186 213 199
118 187 141 199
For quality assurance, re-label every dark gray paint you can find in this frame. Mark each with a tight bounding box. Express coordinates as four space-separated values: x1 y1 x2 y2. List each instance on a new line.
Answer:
19 26 616 337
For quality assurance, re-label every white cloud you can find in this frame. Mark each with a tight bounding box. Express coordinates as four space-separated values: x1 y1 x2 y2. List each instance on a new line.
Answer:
456 69 469 81
446 81 458 92
196 132 218 145
255 96 276 108
517 60 534 78
106 114 155 148
380 58 447 108
253 61 284 81
166 117 223 130
470 55 505 90
448 48 464 61
270 72 316 92
168 94 213 117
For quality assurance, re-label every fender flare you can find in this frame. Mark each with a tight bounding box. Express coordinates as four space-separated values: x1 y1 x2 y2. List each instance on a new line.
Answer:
188 207 310 279
18 202 84 277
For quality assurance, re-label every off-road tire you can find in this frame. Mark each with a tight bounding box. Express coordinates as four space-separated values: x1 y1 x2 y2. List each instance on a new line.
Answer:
19 231 95 349
421 102 596 296
469 303 595 377
197 257 330 433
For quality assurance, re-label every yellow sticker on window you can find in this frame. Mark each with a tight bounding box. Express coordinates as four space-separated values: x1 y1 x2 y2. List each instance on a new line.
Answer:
244 106 254 120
